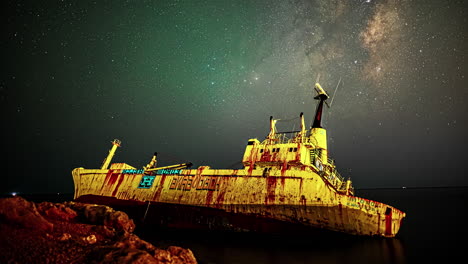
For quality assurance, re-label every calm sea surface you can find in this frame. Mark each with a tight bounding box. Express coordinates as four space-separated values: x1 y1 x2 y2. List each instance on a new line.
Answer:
22 187 468 264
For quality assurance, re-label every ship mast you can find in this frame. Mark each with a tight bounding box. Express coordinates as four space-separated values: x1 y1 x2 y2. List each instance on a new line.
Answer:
101 139 121 169
310 83 330 166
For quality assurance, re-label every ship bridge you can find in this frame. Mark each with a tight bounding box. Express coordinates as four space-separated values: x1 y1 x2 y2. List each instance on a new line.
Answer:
241 113 329 171
241 82 353 195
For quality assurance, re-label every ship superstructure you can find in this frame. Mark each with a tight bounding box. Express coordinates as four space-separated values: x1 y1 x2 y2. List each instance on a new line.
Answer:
72 82 405 237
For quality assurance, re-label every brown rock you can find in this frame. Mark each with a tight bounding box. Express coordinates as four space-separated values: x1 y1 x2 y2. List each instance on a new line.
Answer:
151 247 197 264
114 233 157 252
154 248 173 263
0 197 53 232
104 210 135 233
58 232 71 241
167 246 197 264
92 225 117 239
0 197 197 264
37 201 78 221
90 247 158 264
68 203 135 233
85 234 97 244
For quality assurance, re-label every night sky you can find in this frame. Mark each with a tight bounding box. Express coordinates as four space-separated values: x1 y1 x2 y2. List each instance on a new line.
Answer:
2 0 467 194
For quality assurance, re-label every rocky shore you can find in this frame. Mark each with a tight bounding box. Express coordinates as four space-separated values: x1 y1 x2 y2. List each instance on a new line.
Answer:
0 196 197 264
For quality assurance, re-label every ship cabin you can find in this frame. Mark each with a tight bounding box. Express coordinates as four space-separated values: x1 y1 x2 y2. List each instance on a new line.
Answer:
241 82 354 195
242 113 353 195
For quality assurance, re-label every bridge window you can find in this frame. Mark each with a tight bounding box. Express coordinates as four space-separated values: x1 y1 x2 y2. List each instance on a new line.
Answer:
260 149 264 153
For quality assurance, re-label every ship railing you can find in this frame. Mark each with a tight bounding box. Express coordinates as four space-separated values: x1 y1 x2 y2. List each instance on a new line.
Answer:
323 167 347 190
261 134 317 146
334 170 345 184
324 158 351 190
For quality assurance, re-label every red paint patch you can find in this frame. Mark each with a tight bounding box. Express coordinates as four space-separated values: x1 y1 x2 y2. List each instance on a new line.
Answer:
272 152 278 161
248 163 254 175
247 147 258 174
104 170 114 185
197 166 205 176
295 143 301 161
260 150 272 162
153 175 167 202
215 191 226 208
99 171 111 192
377 213 381 234
108 173 119 186
206 190 214 206
265 177 277 204
111 174 125 197
385 208 393 236
280 160 288 176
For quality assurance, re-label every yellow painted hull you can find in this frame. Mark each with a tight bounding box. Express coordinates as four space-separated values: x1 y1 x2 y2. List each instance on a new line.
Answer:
72 164 405 237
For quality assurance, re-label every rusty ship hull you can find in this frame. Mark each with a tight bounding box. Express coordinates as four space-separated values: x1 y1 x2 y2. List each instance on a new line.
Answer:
72 81 405 237
73 164 404 237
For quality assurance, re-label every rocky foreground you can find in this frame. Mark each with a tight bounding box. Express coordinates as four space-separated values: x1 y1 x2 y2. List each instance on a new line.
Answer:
0 196 197 264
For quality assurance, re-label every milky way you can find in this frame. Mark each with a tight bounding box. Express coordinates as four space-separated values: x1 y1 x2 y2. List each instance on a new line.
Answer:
1 0 467 193
361 0 404 85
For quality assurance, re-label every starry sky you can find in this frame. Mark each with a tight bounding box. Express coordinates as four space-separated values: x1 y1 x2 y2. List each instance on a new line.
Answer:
2 0 467 194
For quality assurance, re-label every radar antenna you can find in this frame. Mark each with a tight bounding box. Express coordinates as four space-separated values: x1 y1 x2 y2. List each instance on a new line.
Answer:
311 77 330 128
313 73 331 108
329 77 342 108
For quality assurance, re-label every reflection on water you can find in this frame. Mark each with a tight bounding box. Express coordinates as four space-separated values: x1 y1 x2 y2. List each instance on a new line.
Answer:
136 227 406 264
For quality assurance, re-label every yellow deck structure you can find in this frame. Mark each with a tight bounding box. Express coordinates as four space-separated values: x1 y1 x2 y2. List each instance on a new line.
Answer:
72 82 405 237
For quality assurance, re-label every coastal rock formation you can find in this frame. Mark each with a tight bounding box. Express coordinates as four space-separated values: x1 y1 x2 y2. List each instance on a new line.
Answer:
0 195 53 232
0 196 197 264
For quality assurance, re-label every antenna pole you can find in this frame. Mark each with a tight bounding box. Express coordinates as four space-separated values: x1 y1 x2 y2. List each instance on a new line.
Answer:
329 77 341 108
